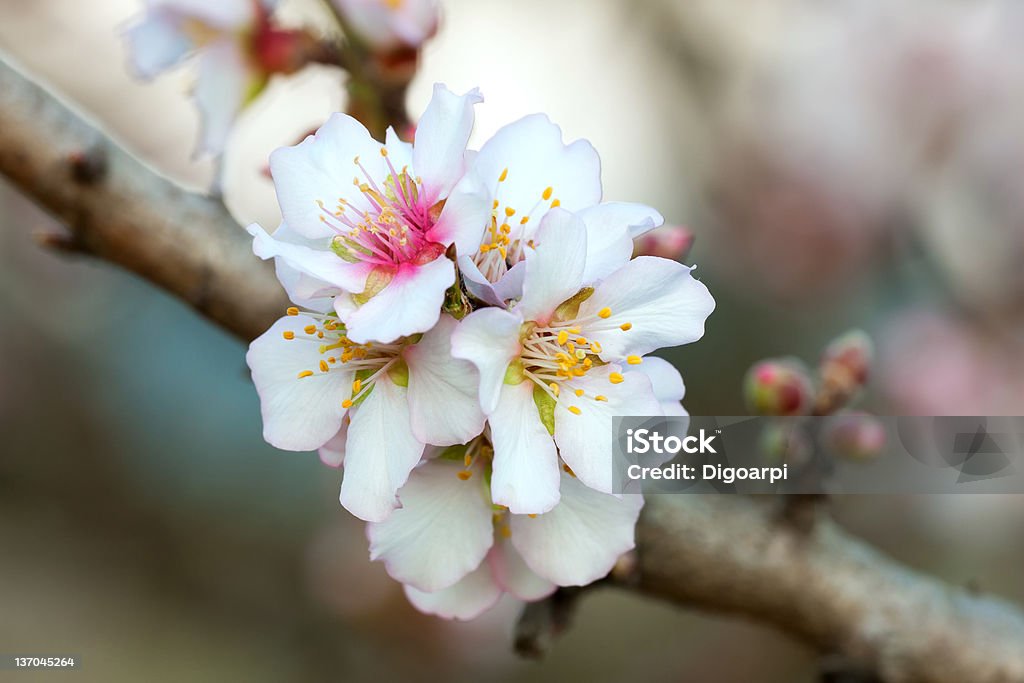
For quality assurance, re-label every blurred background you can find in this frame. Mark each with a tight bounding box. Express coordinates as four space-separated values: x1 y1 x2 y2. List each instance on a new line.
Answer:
2 0 1024 680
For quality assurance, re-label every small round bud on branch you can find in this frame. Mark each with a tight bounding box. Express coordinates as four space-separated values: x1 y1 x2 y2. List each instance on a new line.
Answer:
823 412 886 462
814 329 874 415
744 359 814 416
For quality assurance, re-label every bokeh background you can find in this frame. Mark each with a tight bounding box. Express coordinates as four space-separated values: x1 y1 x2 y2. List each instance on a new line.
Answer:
2 0 1024 680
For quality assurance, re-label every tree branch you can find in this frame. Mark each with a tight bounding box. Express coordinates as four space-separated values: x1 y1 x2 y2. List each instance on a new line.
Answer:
2 53 1023 683
635 496 1024 682
0 53 287 341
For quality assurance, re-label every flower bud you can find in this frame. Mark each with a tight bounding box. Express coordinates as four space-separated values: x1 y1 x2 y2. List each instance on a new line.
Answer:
744 359 813 416
823 412 886 461
632 225 695 260
253 27 324 75
821 329 873 385
815 329 873 414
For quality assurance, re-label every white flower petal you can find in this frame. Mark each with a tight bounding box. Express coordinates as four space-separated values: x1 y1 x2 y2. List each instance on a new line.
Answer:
403 558 502 621
471 114 601 217
249 223 371 294
270 113 388 239
516 208 587 324
368 458 494 591
124 10 192 79
149 0 256 29
318 422 349 468
489 539 556 601
413 84 483 202
577 202 663 282
450 308 523 415
510 471 644 586
490 381 561 514
429 172 491 251
578 257 715 360
340 377 425 522
194 39 253 156
405 315 487 446
554 364 661 494
459 256 525 307
339 258 454 344
384 126 414 171
630 356 689 417
246 316 355 451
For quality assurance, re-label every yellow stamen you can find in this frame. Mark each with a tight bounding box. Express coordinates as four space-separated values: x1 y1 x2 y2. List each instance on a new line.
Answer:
595 395 608 402
551 199 561 208
504 206 516 217
574 389 584 397
557 330 569 345
457 471 472 481
609 372 624 384
304 324 317 335
568 405 582 415
563 463 576 477
380 147 388 157
549 382 560 397
528 513 537 519
286 307 299 316
620 322 633 331
319 360 329 372
499 167 508 182
598 307 612 319
542 186 553 200
282 330 295 340
352 379 362 393
627 355 642 365
297 370 314 379
342 399 353 408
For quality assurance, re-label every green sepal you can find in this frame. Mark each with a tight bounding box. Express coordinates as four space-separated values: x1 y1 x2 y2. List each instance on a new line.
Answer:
554 287 594 321
533 384 556 436
387 359 410 387
352 267 395 306
503 359 526 385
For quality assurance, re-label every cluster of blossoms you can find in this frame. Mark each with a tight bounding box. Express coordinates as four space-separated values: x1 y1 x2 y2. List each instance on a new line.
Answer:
124 0 438 156
246 84 715 619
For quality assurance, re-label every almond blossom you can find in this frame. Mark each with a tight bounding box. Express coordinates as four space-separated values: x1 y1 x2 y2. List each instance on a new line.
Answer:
125 0 311 155
247 312 484 522
332 0 439 53
451 209 714 513
367 445 643 620
248 84 489 344
446 114 665 306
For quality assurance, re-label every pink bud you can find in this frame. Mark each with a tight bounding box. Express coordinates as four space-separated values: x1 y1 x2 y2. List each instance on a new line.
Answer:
632 225 695 260
744 359 814 416
823 412 886 461
253 27 321 75
821 329 873 386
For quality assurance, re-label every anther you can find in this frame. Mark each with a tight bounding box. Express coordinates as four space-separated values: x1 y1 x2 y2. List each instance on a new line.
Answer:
574 389 584 397
620 322 632 331
286 307 299 316
457 471 472 481
499 168 508 182
551 199 561 207
542 186 553 200
557 330 569 345
609 372 625 384
595 395 608 402
304 324 317 335
627 355 642 365
298 370 314 379
282 331 295 340
568 406 582 415
342 399 353 408
598 307 612 319
319 360 329 372
504 207 515 217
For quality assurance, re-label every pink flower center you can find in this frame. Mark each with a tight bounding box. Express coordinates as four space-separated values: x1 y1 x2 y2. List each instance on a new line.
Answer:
317 149 445 268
